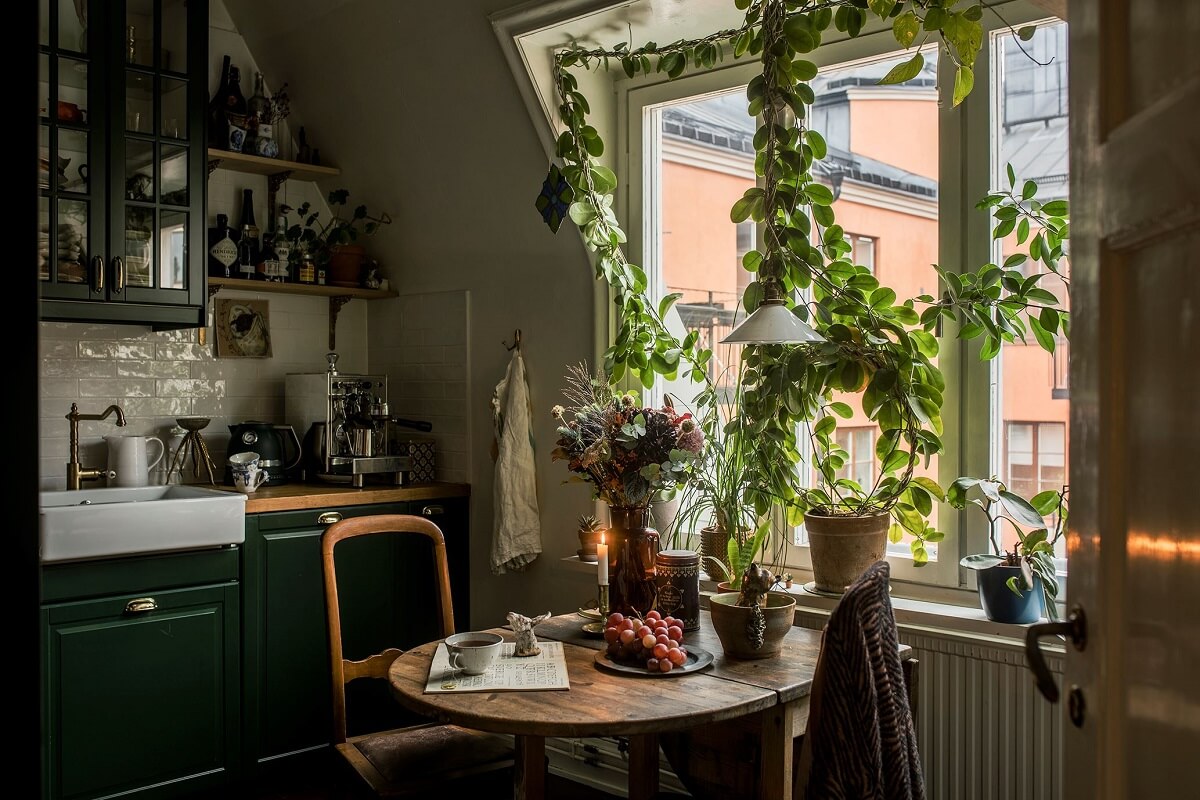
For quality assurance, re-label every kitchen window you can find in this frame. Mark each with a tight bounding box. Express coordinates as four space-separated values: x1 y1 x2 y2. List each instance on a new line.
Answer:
622 1 1068 593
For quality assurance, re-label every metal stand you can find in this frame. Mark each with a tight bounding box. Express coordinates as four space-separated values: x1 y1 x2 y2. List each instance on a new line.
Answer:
168 418 218 485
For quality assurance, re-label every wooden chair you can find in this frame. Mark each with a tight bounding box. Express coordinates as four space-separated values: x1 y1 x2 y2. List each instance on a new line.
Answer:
321 514 515 797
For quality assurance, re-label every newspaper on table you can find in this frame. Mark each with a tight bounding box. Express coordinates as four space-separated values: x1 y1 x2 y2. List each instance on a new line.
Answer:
424 640 570 693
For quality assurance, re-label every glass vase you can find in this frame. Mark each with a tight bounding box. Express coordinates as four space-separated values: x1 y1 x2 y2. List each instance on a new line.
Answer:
606 505 660 618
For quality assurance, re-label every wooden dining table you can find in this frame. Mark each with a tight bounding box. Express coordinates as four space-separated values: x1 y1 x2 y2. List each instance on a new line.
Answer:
387 609 913 800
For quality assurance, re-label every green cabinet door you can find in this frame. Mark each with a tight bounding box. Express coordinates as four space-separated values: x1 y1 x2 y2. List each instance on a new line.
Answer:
43 582 240 800
243 499 472 777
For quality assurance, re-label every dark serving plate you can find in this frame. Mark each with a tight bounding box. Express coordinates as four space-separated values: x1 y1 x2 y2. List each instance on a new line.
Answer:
593 645 713 677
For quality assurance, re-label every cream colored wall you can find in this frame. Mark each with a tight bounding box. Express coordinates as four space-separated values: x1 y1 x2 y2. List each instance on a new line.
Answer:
223 0 600 628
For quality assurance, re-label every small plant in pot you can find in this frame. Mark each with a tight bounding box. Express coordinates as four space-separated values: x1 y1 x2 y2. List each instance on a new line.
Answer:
949 478 1066 624
312 189 392 288
576 513 602 562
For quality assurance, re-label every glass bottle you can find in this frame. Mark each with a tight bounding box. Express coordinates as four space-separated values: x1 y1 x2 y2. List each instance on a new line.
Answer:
207 213 239 278
297 246 316 285
237 189 260 280
296 127 312 164
208 55 231 150
246 71 270 149
271 213 292 282
225 66 248 151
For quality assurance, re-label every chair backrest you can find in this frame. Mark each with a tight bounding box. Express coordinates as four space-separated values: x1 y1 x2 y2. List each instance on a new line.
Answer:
795 560 924 800
321 514 456 744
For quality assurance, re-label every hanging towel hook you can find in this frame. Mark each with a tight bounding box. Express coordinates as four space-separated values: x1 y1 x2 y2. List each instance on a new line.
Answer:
504 329 522 351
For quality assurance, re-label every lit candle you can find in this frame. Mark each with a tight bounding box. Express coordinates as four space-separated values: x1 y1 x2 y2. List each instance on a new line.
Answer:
596 531 609 585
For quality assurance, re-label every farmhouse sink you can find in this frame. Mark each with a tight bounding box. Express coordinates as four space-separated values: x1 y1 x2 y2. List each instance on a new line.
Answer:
39 485 247 563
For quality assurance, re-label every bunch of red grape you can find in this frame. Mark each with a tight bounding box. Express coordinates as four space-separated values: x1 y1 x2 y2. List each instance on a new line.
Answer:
603 610 688 673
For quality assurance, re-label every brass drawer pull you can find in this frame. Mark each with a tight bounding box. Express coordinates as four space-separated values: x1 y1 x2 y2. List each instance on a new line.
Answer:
317 512 343 525
125 597 157 614
421 505 444 516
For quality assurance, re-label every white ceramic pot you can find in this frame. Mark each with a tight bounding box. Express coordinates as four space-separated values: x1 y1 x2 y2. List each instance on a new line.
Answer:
106 434 165 488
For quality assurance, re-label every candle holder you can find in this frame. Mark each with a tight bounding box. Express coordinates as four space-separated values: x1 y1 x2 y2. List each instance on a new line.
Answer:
597 583 610 617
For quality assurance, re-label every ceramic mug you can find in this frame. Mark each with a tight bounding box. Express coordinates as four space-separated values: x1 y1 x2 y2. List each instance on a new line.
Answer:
232 464 267 493
445 631 503 676
227 451 260 469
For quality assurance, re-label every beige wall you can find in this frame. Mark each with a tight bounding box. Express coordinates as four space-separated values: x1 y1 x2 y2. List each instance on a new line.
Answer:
224 0 600 627
849 96 940 179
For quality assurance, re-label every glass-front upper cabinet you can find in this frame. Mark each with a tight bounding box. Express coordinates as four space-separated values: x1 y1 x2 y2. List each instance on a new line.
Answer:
38 0 208 330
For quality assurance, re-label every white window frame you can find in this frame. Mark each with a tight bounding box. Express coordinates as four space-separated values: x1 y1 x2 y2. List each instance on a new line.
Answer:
618 1 1062 595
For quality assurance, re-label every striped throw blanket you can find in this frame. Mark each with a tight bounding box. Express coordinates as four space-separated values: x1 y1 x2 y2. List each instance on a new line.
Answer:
795 560 924 800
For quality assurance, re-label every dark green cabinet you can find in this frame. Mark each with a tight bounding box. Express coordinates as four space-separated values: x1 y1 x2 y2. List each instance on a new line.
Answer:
40 549 241 800
38 0 209 329
241 497 471 778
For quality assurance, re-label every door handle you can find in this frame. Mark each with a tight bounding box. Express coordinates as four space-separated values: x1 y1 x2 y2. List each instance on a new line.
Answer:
124 597 158 614
111 256 125 293
1025 604 1086 703
317 511 342 525
90 255 105 293
421 505 444 516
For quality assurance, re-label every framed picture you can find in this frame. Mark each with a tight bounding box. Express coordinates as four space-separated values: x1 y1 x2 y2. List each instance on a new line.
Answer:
214 298 273 358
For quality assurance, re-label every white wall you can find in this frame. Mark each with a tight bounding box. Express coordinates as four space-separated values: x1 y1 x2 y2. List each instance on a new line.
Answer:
224 0 602 627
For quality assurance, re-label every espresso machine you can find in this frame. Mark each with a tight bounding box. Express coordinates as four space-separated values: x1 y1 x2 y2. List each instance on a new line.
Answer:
286 354 431 486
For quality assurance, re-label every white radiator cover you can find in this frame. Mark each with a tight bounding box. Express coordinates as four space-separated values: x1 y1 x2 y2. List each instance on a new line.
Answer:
795 610 1065 800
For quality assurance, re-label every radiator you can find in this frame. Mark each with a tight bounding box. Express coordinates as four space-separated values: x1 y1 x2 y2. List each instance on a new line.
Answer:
795 610 1065 800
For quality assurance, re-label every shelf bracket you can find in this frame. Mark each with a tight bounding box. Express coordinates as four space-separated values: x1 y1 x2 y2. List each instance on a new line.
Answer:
329 295 352 350
267 170 294 224
207 158 223 176
208 283 223 300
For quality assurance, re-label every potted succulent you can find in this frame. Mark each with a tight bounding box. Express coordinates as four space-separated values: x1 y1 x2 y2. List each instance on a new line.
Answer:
540 2 1069 602
576 513 602 562
950 479 1067 624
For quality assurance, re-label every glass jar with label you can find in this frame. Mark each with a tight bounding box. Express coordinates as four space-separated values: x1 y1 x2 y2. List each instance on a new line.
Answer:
297 248 316 285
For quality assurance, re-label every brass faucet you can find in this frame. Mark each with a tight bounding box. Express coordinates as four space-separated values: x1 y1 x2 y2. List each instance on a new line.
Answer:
66 403 128 490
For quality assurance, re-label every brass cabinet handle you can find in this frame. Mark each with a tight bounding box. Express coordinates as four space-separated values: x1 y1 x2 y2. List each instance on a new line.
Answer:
111 256 125 293
124 597 157 614
90 255 105 293
421 505 444 516
317 511 343 525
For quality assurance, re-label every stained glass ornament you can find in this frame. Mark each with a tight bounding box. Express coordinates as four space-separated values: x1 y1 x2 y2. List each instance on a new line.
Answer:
535 163 574 233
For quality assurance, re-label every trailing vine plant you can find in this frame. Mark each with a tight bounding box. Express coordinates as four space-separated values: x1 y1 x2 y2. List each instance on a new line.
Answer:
545 0 1069 565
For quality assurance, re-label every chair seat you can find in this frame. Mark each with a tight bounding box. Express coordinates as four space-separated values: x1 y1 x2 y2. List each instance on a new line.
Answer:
339 723 515 795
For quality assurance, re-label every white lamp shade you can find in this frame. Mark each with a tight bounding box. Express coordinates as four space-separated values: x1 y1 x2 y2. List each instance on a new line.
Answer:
720 299 825 344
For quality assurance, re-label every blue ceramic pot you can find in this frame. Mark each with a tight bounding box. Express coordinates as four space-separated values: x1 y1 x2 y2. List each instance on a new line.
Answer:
976 563 1043 624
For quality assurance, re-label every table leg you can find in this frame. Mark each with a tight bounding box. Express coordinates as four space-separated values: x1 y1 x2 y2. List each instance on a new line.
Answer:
514 734 545 800
627 733 660 800
760 701 797 800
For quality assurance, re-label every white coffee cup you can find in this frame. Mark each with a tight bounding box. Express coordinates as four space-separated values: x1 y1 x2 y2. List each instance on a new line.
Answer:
232 464 267 493
445 631 503 675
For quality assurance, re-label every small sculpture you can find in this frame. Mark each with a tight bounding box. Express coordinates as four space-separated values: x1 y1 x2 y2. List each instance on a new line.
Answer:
508 610 551 657
735 563 775 652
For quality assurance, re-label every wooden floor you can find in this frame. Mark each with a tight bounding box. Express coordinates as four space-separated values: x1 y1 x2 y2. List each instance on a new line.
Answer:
239 770 627 799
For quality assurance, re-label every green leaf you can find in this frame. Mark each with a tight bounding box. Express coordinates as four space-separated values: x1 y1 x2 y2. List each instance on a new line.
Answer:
960 553 1005 570
1042 200 1069 217
658 292 683 319
814 416 837 436
804 129 827 160
829 401 854 419
999 490 1047 528
878 52 924 85
912 476 946 502
888 523 905 544
1021 179 1038 200
1007 163 1016 187
952 65 974 107
1017 25 1037 41
1028 316 1056 353
868 0 897 18
893 11 920 47
805 183 835 205
793 59 818 81
1030 490 1061 516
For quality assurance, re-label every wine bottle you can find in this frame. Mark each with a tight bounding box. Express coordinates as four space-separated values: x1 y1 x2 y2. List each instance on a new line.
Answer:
225 66 249 150
208 55 231 150
237 189 260 280
207 213 239 278
246 72 270 150
297 127 311 164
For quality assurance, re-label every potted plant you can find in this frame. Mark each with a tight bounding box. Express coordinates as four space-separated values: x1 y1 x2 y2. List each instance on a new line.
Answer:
540 1 1069 602
707 559 796 659
551 362 706 616
311 189 392 288
950 478 1066 624
576 513 602 562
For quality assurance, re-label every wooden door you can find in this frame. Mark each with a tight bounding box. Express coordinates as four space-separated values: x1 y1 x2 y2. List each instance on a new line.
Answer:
1061 1 1200 797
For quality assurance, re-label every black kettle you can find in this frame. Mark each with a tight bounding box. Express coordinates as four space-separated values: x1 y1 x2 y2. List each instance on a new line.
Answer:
226 421 302 486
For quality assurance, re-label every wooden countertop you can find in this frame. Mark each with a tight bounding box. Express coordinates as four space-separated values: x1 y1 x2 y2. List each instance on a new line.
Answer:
209 480 470 514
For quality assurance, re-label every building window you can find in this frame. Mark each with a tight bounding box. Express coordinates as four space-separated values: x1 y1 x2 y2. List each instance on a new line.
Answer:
835 426 875 491
844 234 876 273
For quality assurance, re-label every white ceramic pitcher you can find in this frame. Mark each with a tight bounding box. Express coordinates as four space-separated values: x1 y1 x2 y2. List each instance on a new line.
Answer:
105 434 166 487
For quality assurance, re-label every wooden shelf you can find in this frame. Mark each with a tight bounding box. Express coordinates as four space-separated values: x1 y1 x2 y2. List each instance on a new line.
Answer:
206 148 340 181
208 277 395 300
208 277 396 350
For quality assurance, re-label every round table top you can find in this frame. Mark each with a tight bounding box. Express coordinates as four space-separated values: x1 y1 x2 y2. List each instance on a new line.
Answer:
387 628 779 738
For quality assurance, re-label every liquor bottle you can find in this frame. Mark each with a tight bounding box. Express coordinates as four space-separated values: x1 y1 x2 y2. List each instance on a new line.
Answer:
207 213 239 278
296 127 311 164
237 189 260 280
225 66 249 147
271 213 292 282
246 72 270 150
208 55 231 149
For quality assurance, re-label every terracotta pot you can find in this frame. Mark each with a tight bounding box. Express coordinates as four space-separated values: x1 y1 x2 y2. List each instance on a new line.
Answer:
804 511 889 595
715 581 736 594
707 591 796 659
327 244 367 288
